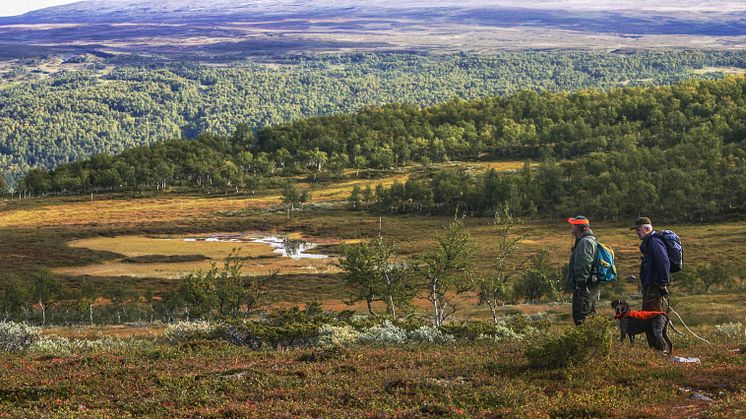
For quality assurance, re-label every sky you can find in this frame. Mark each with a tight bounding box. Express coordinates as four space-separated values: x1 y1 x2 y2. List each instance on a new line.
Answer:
0 0 82 17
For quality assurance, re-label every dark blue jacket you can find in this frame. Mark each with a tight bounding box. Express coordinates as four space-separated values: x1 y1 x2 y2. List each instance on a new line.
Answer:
639 232 670 287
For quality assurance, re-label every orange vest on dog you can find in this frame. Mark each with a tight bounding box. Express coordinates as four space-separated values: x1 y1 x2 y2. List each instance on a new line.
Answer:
614 310 666 320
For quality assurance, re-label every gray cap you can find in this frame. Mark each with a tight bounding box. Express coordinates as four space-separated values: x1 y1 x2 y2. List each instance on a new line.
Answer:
630 216 652 230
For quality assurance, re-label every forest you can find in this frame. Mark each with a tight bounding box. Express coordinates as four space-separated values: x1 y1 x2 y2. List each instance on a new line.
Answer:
19 75 746 222
3 49 746 185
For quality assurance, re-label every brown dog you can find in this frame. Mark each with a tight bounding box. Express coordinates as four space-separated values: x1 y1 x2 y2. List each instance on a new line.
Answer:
611 299 673 355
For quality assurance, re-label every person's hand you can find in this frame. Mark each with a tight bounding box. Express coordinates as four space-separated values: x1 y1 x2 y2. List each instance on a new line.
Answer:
659 285 669 297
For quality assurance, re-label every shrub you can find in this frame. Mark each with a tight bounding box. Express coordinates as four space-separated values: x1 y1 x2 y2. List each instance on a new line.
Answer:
31 337 153 356
0 321 40 352
357 320 409 345
316 324 360 347
215 321 319 348
512 250 563 303
508 313 552 335
493 322 524 339
443 319 541 341
220 325 262 349
164 321 216 344
476 322 539 342
525 316 611 369
407 325 454 343
442 321 501 340
713 322 744 340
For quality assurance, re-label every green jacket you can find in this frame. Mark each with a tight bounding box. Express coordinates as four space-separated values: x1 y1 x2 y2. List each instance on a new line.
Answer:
566 229 598 291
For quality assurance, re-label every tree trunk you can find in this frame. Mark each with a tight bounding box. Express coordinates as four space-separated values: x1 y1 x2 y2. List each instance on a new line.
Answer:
40 300 46 326
489 301 498 324
387 293 396 320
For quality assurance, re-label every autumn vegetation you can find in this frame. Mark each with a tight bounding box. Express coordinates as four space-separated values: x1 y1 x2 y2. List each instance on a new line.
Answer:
1 61 746 416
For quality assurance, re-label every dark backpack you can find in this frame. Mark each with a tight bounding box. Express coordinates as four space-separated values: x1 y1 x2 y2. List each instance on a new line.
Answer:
655 230 683 273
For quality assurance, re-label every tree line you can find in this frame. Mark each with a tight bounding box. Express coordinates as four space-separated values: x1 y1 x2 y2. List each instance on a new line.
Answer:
356 134 746 223
19 75 746 222
4 49 746 186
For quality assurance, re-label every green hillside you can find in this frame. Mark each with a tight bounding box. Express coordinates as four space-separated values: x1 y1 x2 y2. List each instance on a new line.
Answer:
22 75 746 222
3 50 746 185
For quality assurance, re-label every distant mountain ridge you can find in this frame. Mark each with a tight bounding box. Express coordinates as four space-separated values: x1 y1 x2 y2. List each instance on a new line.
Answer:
4 0 746 30
0 0 745 60
12 0 746 19
0 0 744 61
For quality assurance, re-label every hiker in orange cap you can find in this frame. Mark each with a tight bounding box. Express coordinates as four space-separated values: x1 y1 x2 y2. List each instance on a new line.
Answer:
566 215 600 325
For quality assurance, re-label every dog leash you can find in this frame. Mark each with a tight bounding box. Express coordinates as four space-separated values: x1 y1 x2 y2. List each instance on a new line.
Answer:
664 297 712 345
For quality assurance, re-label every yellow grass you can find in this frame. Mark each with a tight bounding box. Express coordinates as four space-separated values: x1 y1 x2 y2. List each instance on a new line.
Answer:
310 174 411 200
0 194 286 228
318 161 528 200
0 161 527 228
55 234 341 279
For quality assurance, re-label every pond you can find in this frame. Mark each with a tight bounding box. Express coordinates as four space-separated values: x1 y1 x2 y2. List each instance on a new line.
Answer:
183 234 328 260
56 232 338 279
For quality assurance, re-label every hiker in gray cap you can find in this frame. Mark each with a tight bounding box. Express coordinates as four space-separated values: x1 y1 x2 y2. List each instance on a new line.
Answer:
632 216 670 311
566 215 600 325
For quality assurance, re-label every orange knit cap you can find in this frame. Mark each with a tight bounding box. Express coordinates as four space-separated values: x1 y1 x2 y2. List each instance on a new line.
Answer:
567 216 590 225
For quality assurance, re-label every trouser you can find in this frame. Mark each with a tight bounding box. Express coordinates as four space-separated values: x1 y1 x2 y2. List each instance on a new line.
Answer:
642 284 665 311
572 282 601 326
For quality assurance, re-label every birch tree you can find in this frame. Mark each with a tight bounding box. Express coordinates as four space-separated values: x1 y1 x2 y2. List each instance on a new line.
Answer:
478 204 525 323
415 218 475 327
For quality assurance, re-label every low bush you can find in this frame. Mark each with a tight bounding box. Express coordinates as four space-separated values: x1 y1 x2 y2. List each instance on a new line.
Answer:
316 324 360 347
525 316 611 369
713 322 744 340
215 321 320 348
443 319 541 341
164 321 216 344
407 325 455 343
477 323 524 342
357 321 409 345
30 337 154 356
0 321 40 352
220 325 262 349
442 321 502 340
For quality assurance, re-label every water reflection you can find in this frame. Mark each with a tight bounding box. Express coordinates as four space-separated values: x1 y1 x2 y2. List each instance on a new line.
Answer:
183 234 328 260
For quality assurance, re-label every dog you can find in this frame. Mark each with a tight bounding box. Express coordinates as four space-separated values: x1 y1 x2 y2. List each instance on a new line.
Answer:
610 299 674 355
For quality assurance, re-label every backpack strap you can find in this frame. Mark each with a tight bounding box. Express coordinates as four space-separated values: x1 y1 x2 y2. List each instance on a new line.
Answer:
582 235 600 277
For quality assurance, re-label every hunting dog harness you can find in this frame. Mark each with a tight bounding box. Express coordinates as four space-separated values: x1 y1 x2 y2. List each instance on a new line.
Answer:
614 310 666 320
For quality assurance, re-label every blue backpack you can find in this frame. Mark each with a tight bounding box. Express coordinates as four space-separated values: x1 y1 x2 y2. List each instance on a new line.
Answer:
593 240 617 282
656 230 683 273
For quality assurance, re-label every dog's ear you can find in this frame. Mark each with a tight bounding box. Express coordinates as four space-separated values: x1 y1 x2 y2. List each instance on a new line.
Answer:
611 300 620 309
